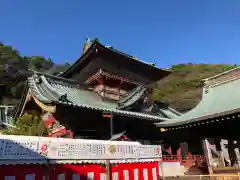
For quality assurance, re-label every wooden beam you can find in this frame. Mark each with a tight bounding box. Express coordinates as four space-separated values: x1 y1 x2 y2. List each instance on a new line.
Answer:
102 113 113 119
85 69 102 84
105 160 112 180
102 112 114 138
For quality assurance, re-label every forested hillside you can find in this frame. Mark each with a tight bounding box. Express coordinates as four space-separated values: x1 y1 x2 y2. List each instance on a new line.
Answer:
152 63 237 112
0 42 237 111
0 42 70 105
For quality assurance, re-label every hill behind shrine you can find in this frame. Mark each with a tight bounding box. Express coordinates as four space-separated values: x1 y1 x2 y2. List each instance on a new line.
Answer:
151 63 237 112
0 42 237 112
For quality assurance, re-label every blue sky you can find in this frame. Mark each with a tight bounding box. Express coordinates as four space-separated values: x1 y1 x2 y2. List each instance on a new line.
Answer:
1 0 240 68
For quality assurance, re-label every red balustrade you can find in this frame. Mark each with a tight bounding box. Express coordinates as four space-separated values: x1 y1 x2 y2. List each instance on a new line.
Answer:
162 154 205 165
162 155 181 162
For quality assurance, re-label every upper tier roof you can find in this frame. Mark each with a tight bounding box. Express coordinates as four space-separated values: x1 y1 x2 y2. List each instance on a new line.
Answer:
16 72 180 122
156 66 240 127
59 39 171 83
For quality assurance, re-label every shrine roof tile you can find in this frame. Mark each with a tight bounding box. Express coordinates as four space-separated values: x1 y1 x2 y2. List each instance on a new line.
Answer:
156 75 240 127
117 85 181 118
28 74 169 121
117 85 147 110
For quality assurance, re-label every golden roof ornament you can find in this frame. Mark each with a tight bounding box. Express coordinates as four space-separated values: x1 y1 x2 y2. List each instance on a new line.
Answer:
82 37 93 54
160 128 167 132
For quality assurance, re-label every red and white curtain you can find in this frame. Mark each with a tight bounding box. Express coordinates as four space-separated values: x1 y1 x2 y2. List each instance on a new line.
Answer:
0 162 159 180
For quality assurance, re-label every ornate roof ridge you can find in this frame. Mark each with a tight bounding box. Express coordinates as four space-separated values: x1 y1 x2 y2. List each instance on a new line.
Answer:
82 38 162 70
98 41 170 71
117 86 147 110
32 71 91 91
153 102 182 116
118 85 146 104
28 76 51 103
203 66 240 81
39 75 65 98
203 66 240 88
32 70 79 84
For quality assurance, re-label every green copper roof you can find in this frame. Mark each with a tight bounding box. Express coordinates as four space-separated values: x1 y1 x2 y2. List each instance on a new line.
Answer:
27 73 172 121
117 85 182 118
156 77 240 127
117 85 147 110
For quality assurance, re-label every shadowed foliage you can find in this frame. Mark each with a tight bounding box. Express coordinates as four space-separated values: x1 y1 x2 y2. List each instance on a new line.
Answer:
0 42 70 105
1 113 48 136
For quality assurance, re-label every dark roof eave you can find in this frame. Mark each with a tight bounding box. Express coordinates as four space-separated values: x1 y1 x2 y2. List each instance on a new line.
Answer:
155 108 240 128
54 101 165 122
97 42 172 75
59 40 171 79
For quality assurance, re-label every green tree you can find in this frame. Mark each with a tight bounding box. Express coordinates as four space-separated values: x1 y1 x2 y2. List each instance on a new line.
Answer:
151 64 238 112
1 113 48 136
0 42 70 105
29 56 53 71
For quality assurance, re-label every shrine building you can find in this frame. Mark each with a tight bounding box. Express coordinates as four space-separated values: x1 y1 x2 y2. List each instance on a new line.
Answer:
14 38 181 143
156 67 240 171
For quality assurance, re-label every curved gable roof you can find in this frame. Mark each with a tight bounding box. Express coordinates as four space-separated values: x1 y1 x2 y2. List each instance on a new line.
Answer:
156 66 240 127
59 39 171 82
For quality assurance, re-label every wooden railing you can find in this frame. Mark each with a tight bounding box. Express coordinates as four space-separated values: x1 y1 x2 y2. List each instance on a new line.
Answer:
162 155 181 162
185 155 205 161
162 155 206 165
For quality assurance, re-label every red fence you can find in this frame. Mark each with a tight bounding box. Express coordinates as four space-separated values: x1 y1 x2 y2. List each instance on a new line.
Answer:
162 155 205 168
0 162 159 180
162 155 205 162
162 155 180 162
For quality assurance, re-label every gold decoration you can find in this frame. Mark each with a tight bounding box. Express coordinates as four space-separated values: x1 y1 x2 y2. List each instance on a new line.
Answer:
160 128 167 132
32 96 56 113
82 38 92 54
108 145 116 154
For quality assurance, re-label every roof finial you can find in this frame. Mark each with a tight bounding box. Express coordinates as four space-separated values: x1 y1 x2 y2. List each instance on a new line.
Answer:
82 37 93 54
